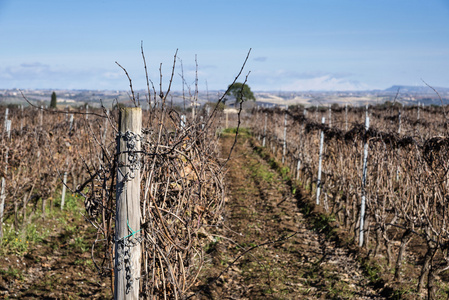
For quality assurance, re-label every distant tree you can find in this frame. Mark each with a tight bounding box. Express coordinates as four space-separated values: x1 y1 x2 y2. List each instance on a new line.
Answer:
225 82 256 107
50 91 57 108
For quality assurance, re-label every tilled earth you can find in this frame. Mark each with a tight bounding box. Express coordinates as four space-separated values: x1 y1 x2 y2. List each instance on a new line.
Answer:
0 217 112 299
1 133 388 299
191 134 386 299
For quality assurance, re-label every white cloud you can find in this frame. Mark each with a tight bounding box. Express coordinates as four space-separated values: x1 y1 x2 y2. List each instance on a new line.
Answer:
280 75 370 91
249 69 370 91
0 62 129 90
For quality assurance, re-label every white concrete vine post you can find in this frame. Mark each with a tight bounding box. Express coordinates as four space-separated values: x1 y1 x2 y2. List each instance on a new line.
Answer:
115 107 142 300
262 112 267 147
0 148 8 240
316 117 325 205
60 172 68 210
282 107 287 164
359 115 370 247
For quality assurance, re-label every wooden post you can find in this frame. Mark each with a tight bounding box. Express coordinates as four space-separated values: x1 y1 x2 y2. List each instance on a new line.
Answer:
115 107 142 300
359 115 370 247
316 117 325 205
328 105 332 128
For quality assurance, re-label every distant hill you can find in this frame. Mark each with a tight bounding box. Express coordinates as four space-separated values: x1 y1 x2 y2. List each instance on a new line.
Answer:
385 85 449 93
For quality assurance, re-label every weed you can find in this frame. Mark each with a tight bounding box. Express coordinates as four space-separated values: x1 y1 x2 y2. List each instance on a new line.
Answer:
204 236 221 253
0 266 24 281
73 236 88 252
391 287 414 299
280 166 290 180
361 260 382 283
222 127 251 136
249 163 275 183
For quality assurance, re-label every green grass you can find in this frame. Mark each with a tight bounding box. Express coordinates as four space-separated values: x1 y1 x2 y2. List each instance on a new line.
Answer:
222 127 252 136
249 162 275 183
1 191 84 255
72 236 89 252
0 266 24 281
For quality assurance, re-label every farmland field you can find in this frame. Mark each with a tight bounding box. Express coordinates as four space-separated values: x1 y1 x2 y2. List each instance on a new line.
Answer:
1 102 449 299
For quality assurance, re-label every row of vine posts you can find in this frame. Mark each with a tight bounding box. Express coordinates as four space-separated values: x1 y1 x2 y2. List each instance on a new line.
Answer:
250 103 449 299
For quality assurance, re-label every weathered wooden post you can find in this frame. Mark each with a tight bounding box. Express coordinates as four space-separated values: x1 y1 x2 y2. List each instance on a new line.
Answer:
316 117 325 205
359 115 370 247
328 105 332 128
115 107 142 300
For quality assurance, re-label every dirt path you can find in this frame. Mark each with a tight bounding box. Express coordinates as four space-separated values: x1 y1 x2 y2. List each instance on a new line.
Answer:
1 132 388 299
0 214 112 299
193 133 386 299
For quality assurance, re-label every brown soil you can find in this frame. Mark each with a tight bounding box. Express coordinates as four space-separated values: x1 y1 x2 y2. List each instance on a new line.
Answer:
0 132 393 299
191 133 387 299
0 213 112 299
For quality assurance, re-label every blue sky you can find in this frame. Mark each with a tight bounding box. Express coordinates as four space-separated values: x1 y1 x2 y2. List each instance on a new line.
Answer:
1 0 448 91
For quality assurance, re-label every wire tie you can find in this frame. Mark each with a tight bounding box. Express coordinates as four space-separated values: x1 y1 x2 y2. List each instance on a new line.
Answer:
121 220 142 240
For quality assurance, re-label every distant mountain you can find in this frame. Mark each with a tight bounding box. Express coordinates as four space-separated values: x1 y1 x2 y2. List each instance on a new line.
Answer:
384 85 449 93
